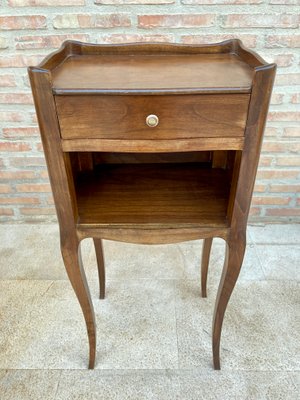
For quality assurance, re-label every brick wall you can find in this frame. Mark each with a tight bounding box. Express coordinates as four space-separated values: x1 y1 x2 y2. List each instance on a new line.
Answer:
0 0 299 222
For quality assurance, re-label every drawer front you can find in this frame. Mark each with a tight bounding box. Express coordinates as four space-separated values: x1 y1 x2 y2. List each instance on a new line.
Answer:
55 94 250 140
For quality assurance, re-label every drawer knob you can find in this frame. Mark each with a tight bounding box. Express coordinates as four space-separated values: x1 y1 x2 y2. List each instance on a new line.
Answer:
146 114 159 128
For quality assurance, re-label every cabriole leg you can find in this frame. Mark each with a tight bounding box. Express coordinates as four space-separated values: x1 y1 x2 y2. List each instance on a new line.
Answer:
201 238 213 298
212 233 246 370
61 235 96 369
93 238 106 300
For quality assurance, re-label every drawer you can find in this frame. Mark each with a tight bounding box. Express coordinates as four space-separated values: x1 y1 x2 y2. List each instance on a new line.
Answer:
55 94 250 140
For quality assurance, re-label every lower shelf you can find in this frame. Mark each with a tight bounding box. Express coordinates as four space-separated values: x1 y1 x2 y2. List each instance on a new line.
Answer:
76 163 230 229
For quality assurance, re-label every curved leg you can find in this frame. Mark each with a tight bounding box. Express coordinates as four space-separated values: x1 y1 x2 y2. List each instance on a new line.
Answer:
61 236 96 369
212 233 246 369
93 238 105 300
201 238 213 298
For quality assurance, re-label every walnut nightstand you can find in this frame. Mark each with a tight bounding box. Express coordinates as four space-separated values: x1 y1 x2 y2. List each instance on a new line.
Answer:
28 40 276 369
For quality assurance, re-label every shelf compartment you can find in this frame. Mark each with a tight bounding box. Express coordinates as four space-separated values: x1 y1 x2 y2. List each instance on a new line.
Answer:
75 163 230 229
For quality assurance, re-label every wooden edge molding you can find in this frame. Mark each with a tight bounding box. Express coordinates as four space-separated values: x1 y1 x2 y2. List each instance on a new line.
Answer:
76 226 229 244
30 39 273 73
61 137 244 153
53 87 252 95
232 38 272 68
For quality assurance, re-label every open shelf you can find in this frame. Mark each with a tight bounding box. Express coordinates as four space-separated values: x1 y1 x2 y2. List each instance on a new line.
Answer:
75 163 230 229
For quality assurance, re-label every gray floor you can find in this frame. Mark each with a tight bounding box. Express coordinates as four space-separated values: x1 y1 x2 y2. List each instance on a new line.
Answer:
0 224 299 399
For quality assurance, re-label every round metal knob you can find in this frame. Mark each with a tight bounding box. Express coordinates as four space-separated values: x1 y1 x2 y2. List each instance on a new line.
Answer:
146 114 159 128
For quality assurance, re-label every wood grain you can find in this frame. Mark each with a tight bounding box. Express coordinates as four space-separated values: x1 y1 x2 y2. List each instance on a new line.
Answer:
28 67 97 369
212 63 276 370
92 151 212 165
201 237 213 298
77 226 229 245
93 238 105 300
56 94 249 140
52 53 253 95
76 164 230 228
61 137 244 152
29 39 276 371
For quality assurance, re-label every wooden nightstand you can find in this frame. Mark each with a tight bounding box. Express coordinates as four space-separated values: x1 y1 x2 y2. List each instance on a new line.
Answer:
28 40 276 369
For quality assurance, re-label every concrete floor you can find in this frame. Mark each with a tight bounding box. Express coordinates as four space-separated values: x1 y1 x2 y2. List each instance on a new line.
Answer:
0 224 299 399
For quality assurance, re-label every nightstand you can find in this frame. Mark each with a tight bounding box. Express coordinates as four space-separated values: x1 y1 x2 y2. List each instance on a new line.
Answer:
28 40 276 369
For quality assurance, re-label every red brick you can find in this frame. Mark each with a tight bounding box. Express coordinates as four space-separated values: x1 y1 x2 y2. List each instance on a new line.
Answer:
3 127 40 138
262 141 300 153
258 156 273 167
0 111 26 122
256 170 299 179
16 183 51 193
183 0 262 3
9 0 85 5
270 184 300 193
271 54 294 67
0 197 40 205
249 207 261 216
0 142 31 152
270 93 284 105
31 113 38 123
268 112 300 122
0 54 45 68
39 170 49 179
276 156 300 166
264 127 279 137
276 73 300 85
0 185 12 194
251 196 291 205
53 14 131 29
266 35 300 48
265 208 300 217
0 75 16 87
223 14 298 28
22 75 31 88
269 0 298 4
0 37 8 49
96 0 173 3
20 207 55 215
0 208 14 216
283 127 300 137
138 14 215 29
0 6 298 224
0 171 36 180
181 34 257 48
0 93 33 104
36 143 44 152
15 34 89 50
253 184 267 192
101 34 174 44
9 157 46 167
46 195 54 205
290 94 300 104
0 15 46 30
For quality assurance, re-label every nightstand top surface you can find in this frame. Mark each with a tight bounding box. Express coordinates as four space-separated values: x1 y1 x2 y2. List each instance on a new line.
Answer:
51 53 253 94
